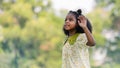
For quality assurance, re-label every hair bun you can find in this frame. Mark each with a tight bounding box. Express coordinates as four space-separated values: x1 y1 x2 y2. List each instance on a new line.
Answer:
77 9 82 15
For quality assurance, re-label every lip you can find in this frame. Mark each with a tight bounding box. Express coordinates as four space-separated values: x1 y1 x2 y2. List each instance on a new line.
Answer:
64 25 70 27
64 25 70 29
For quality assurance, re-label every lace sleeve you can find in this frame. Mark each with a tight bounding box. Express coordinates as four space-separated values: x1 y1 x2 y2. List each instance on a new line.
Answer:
76 33 89 48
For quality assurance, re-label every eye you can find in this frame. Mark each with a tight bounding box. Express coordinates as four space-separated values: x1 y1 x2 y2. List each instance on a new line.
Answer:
69 18 73 21
65 18 74 22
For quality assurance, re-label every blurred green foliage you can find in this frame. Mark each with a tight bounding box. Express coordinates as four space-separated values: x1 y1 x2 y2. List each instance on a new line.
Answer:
0 0 64 68
0 0 120 68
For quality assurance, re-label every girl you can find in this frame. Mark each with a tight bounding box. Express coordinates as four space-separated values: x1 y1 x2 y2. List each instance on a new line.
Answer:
62 9 95 68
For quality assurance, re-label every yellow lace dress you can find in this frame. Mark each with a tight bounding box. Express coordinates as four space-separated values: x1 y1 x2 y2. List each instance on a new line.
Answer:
62 33 90 68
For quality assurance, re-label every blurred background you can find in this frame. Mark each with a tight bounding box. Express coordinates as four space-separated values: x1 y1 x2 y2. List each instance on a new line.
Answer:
0 0 120 68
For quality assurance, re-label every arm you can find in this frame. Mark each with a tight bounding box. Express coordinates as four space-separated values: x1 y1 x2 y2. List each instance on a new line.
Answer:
82 26 95 46
78 16 95 46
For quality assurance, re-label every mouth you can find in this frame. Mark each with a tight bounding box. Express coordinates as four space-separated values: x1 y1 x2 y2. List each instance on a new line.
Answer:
64 25 70 27
64 25 70 29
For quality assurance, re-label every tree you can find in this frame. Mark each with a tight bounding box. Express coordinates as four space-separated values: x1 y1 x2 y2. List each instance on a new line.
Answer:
0 0 64 68
88 0 120 68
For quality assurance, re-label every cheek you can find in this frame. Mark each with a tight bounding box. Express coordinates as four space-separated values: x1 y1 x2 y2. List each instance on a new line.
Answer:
71 22 77 27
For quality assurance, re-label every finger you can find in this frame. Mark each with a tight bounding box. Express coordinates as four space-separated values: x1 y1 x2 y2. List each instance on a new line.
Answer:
78 20 81 23
78 15 86 20
78 17 84 22
82 16 87 20
78 16 83 21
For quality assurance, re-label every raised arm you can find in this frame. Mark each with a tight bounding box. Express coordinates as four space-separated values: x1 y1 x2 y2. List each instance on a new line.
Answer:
78 16 95 46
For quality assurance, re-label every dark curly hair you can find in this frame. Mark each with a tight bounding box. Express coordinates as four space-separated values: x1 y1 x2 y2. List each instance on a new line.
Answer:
63 9 92 36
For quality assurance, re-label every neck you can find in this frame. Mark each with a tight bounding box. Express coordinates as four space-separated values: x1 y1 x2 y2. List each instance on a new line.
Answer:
69 29 76 36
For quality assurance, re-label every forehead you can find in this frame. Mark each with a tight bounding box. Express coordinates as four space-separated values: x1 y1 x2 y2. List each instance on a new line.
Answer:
66 13 76 18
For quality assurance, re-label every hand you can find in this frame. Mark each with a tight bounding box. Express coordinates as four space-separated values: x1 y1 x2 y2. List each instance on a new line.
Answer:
78 15 87 28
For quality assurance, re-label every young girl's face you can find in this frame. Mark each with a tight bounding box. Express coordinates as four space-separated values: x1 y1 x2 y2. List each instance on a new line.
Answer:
64 13 77 31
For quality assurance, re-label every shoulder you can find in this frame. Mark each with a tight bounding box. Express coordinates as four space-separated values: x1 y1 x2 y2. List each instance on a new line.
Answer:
76 33 89 48
77 33 87 39
76 33 87 43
